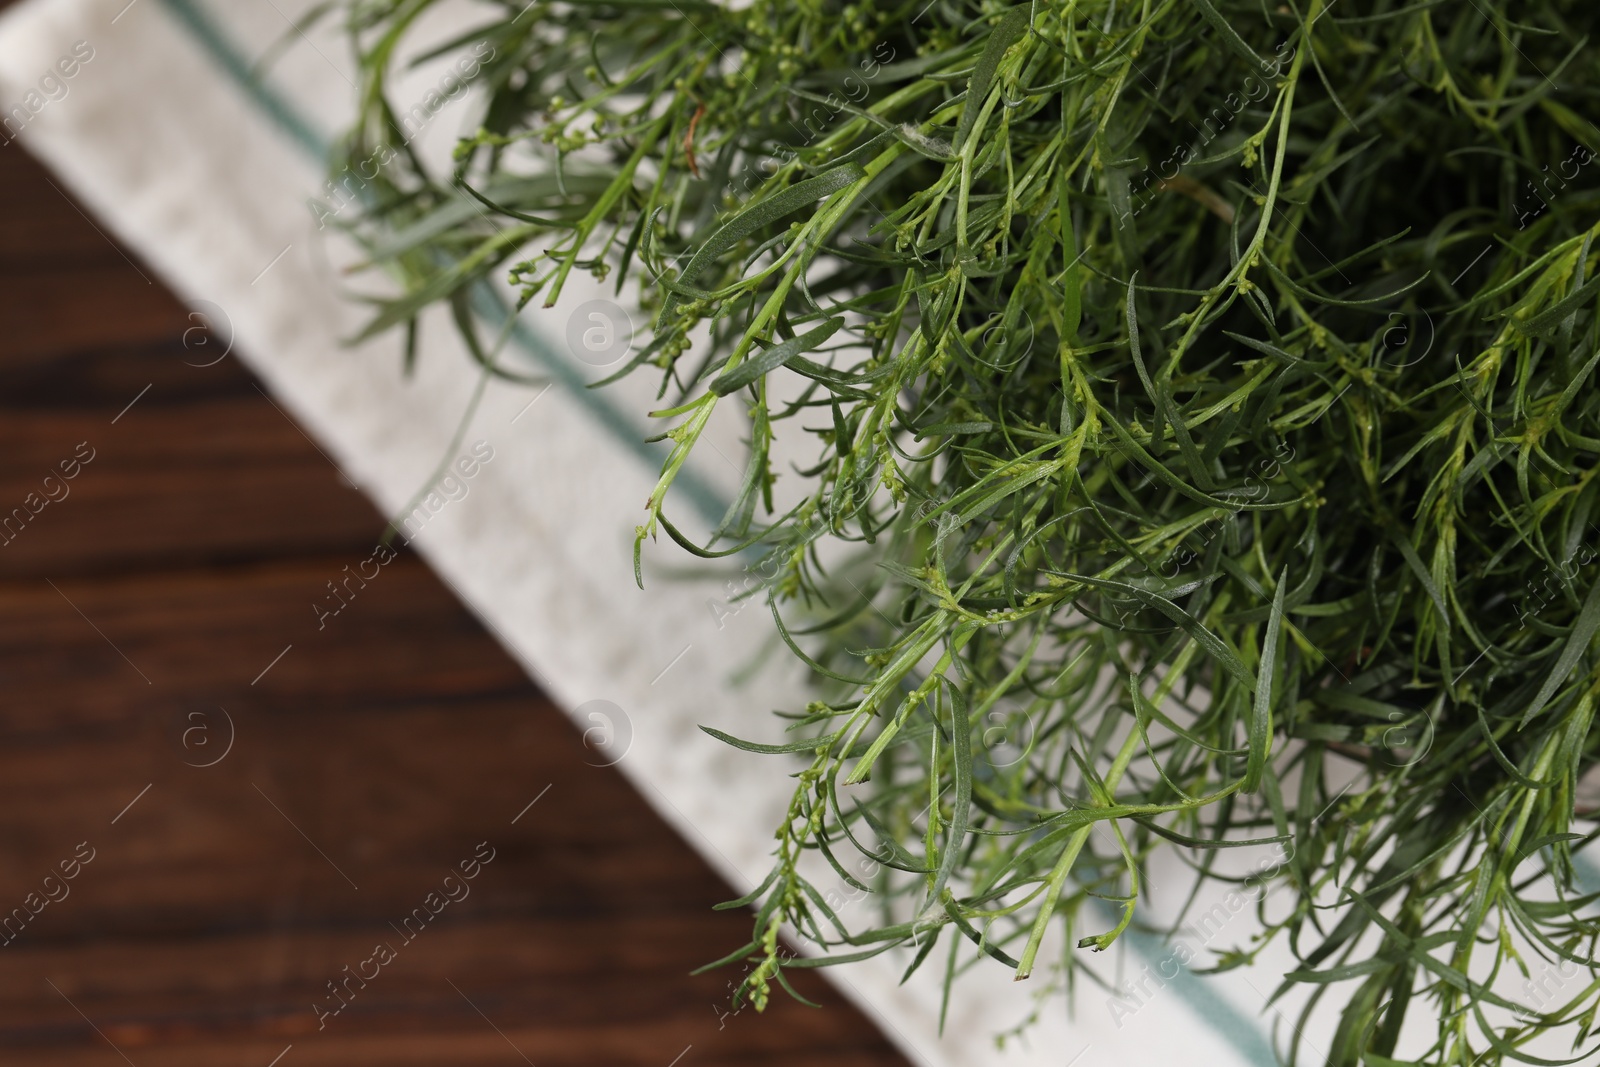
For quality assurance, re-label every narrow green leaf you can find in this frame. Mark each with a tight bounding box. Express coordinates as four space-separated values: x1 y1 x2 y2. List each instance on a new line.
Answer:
1246 568 1288 792
710 317 845 395
952 6 1030 151
1520 575 1600 726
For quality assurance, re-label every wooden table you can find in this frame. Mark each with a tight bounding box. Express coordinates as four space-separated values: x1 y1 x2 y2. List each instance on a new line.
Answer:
0 110 908 1066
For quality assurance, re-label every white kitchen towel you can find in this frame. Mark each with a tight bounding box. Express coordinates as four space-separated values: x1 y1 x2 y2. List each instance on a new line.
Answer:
0 1 1298 1064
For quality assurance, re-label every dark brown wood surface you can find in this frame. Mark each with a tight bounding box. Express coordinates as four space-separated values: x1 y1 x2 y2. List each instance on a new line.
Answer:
0 129 909 1065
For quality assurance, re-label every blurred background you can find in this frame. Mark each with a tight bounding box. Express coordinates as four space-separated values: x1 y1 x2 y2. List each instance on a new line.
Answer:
0 9 909 1062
